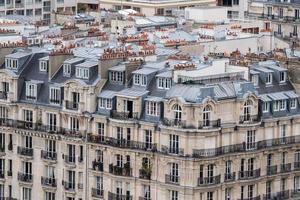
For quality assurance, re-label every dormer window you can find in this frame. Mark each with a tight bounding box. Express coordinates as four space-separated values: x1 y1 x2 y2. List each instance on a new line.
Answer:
39 60 48 72
26 82 37 100
5 58 18 70
291 98 297 109
99 98 112 110
76 67 89 79
110 71 123 83
134 74 147 86
49 87 60 105
157 78 171 90
263 102 269 113
63 64 71 77
280 100 286 110
146 101 160 116
266 73 272 85
280 71 286 83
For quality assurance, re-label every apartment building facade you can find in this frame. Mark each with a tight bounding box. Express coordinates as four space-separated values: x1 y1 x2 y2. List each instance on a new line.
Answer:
0 0 76 24
0 44 300 200
247 0 300 41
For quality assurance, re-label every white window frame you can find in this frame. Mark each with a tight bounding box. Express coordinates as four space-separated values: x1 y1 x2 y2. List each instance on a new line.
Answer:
63 64 71 76
251 75 258 86
280 100 286 111
76 67 89 79
99 98 112 110
5 58 18 70
49 87 60 105
146 101 159 116
157 78 171 89
263 102 269 113
279 71 286 83
39 60 47 72
291 98 297 109
273 101 279 111
266 73 272 85
25 82 37 99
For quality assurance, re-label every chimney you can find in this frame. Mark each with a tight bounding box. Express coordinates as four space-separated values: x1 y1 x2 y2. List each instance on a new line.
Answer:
0 42 26 66
125 58 143 86
48 48 73 79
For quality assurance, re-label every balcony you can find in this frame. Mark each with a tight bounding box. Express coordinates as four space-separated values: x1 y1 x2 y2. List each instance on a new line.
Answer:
17 146 33 157
238 169 261 180
238 196 260 200
65 101 78 110
41 150 57 161
139 197 151 200
263 190 290 200
162 118 191 129
280 163 291 173
139 168 151 180
239 115 259 124
92 160 103 172
198 119 221 129
92 188 104 198
64 155 76 165
109 164 132 177
108 192 133 200
165 174 180 185
63 181 75 191
87 135 157 152
0 91 7 100
26 95 36 101
266 165 277 176
224 172 235 182
161 146 184 156
18 172 33 183
41 177 57 187
49 99 60 105
198 175 221 186
111 110 138 120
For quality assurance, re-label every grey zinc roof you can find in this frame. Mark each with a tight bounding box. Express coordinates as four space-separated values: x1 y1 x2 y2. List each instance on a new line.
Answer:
166 85 200 102
268 92 289 101
250 69 260 75
6 51 32 59
64 57 85 64
39 56 49 61
265 64 287 72
116 88 149 98
76 60 98 68
259 94 272 102
253 66 274 73
285 91 299 98
156 70 172 78
132 67 158 75
98 90 117 99
109 65 126 72
145 96 164 102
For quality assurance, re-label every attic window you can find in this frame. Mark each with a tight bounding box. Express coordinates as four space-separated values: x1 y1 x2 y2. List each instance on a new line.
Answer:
26 82 37 100
5 58 18 70
251 75 258 86
110 71 123 83
265 73 272 85
63 64 71 77
157 78 171 89
134 74 147 86
76 67 89 79
279 71 286 83
39 60 47 72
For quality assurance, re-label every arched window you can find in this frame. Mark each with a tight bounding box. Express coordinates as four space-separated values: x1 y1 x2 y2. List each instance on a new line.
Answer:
203 105 212 127
172 104 182 125
243 100 253 121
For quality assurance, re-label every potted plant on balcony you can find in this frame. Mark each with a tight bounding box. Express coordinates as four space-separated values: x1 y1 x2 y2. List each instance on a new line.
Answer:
141 162 152 180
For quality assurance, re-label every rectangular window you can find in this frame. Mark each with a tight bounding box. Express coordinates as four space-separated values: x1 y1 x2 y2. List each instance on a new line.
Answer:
280 100 286 111
225 188 231 200
263 102 269 113
169 134 179 154
170 190 178 200
99 98 112 109
207 191 213 200
97 122 105 140
246 130 256 150
251 75 258 86
49 87 60 104
25 83 37 100
22 187 31 200
0 107 8 119
47 113 57 132
280 72 286 83
63 64 71 76
146 101 159 116
39 60 47 72
265 73 272 84
291 98 297 109
145 130 153 149
157 78 171 89
273 101 279 111
76 68 89 79
23 110 33 128
110 71 123 83
44 191 55 200
69 117 79 131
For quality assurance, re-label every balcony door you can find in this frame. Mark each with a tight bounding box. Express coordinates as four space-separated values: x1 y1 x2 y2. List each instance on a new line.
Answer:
124 100 133 118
